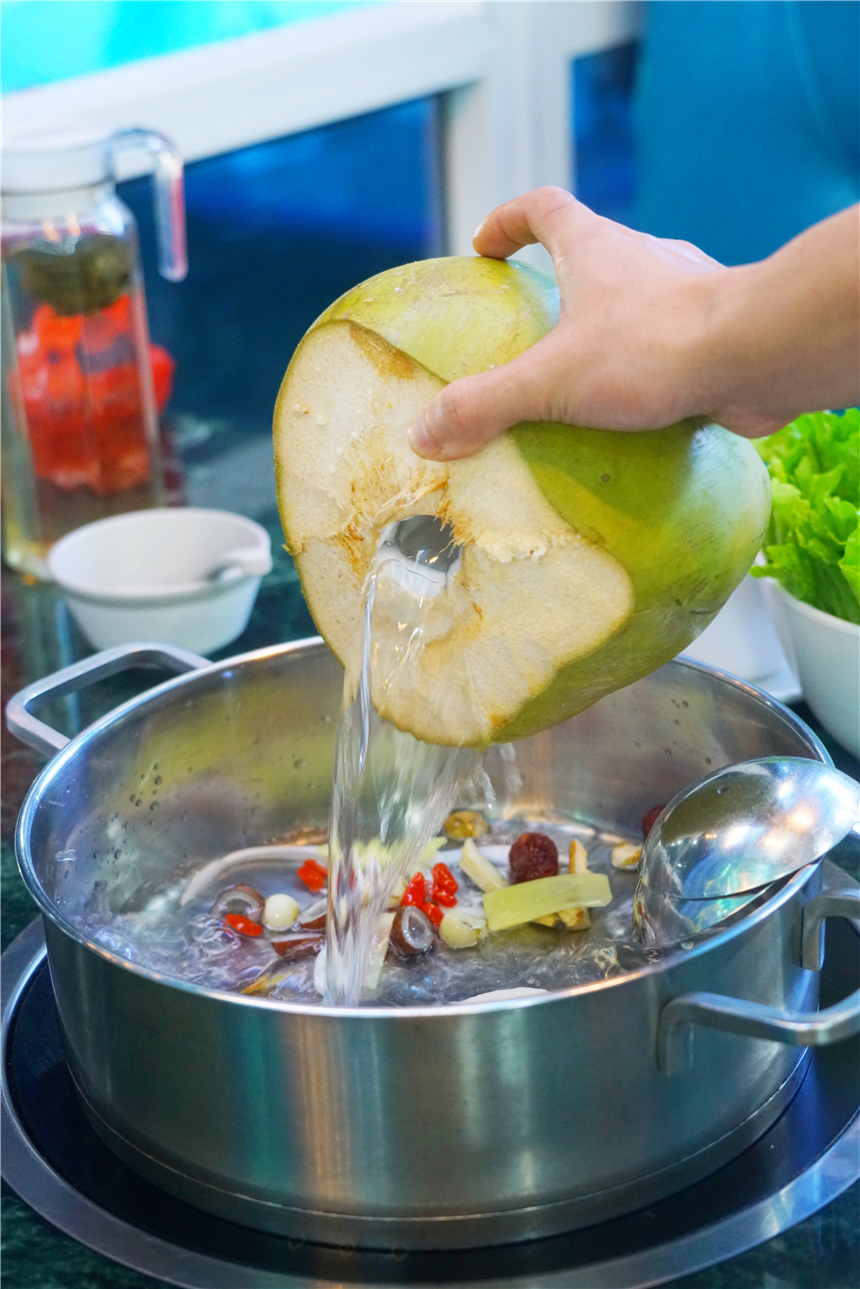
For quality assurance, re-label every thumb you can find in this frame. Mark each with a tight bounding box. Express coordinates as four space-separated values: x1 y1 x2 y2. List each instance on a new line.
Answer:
408 338 561 461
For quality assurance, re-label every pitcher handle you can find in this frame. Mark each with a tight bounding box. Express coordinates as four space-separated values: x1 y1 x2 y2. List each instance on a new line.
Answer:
657 886 860 1074
111 128 187 282
5 642 207 756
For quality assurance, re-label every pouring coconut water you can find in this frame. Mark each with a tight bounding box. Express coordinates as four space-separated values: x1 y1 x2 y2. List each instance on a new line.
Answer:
274 254 771 1003
326 517 488 1005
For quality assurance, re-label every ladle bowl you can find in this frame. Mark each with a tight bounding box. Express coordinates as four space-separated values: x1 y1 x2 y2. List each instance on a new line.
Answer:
639 757 860 901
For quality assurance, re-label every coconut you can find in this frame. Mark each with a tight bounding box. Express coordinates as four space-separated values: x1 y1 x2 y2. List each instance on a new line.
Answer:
274 256 770 747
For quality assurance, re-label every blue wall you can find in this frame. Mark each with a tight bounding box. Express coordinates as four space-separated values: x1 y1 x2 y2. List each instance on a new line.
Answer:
121 98 442 433
634 0 859 264
1 0 376 91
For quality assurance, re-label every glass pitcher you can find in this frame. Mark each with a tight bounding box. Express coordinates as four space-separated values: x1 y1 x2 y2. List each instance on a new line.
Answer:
1 121 186 577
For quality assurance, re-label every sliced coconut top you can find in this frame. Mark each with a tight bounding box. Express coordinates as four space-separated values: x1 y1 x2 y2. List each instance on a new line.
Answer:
275 321 633 746
322 256 560 384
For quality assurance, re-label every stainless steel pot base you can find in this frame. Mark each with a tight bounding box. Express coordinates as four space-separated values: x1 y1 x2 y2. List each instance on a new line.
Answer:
73 1053 810 1248
3 915 858 1289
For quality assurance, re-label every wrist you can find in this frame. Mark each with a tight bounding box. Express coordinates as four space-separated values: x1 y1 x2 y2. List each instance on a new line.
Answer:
684 265 750 410
682 261 791 437
684 207 860 435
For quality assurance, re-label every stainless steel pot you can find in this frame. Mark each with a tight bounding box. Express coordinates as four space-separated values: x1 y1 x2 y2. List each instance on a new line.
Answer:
8 640 860 1249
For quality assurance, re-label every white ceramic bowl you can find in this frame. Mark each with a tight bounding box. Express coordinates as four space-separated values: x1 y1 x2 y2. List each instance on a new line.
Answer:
47 509 272 654
680 573 800 701
761 579 860 758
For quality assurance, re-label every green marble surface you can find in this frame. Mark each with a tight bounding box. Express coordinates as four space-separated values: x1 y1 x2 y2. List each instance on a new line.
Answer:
2 435 858 1288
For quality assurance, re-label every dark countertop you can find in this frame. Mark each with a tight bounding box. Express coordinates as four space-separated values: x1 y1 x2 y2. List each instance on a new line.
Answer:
2 431 858 1289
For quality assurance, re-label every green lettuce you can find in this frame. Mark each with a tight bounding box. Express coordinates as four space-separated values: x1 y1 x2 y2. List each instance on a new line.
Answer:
751 409 859 624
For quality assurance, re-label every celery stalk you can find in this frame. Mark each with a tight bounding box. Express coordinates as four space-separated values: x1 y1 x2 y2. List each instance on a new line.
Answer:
483 872 611 931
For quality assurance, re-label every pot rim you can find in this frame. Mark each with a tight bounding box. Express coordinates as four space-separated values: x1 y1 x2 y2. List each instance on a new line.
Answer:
15 641 831 1020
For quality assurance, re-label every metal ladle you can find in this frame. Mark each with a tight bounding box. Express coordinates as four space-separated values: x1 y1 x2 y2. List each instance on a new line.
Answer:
639 757 860 901
633 882 762 949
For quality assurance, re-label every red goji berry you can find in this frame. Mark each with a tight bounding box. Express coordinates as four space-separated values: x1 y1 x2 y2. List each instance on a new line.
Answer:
402 872 426 906
224 912 264 937
432 888 457 907
421 901 444 927
432 862 458 895
297 859 327 892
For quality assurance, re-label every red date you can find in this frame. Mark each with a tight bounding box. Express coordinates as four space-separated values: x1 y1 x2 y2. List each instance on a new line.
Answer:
509 832 559 884
641 804 667 838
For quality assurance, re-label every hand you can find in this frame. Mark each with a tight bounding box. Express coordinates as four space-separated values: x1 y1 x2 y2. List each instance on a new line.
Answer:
408 188 859 460
408 187 734 460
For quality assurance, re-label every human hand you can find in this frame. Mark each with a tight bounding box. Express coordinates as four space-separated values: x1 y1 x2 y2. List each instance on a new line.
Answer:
407 187 796 461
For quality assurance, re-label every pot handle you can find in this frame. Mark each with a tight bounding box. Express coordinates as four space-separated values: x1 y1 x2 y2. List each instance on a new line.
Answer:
5 642 209 756
657 886 860 1075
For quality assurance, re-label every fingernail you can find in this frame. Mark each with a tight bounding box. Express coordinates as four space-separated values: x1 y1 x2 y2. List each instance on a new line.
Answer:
472 221 485 242
408 420 433 457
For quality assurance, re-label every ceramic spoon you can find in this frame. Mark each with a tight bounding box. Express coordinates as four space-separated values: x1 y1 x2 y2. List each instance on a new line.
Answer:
118 545 273 597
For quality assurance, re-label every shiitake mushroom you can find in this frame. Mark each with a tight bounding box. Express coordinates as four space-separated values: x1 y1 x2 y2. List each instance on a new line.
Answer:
297 896 328 930
390 906 435 958
272 935 324 962
210 884 265 922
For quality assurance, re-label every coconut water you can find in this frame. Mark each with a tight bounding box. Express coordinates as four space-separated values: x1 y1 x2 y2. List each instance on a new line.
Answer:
325 519 487 1005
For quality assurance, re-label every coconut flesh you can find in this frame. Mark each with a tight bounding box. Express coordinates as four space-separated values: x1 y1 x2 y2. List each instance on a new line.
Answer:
274 256 771 747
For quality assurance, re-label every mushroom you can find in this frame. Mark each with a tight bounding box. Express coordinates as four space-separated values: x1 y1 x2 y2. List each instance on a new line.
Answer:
389 906 435 958
297 896 328 930
210 884 265 922
272 935 324 962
